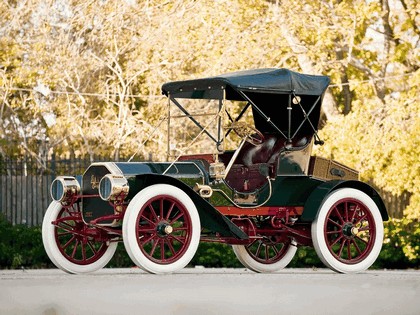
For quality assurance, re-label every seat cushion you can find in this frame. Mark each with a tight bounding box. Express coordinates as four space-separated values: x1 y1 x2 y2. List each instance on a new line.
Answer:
237 135 278 166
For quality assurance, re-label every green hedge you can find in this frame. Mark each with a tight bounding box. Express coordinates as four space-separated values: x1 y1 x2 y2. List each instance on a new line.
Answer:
0 216 52 269
0 214 418 270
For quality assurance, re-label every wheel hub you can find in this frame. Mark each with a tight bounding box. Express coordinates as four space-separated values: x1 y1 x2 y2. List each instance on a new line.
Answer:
342 223 358 237
351 226 359 235
164 225 173 234
157 222 173 236
343 222 359 237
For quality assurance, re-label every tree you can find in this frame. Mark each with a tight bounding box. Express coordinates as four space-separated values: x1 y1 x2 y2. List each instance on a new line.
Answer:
0 0 418 211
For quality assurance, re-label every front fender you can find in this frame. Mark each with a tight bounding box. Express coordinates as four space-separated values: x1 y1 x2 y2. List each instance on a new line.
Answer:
130 174 248 239
301 180 388 222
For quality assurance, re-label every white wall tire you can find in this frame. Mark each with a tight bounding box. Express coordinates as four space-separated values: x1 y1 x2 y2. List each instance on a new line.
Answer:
232 239 297 273
123 184 200 274
311 188 384 274
42 201 117 274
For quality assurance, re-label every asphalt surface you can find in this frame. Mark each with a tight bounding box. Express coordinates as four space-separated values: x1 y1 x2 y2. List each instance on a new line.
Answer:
1 267 419 315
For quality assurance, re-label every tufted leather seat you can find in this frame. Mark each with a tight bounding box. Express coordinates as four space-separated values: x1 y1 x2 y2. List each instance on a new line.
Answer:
225 134 311 193
236 135 279 166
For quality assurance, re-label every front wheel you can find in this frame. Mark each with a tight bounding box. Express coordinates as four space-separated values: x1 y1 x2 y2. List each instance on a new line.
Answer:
232 238 297 273
42 201 117 274
311 188 384 274
123 184 201 274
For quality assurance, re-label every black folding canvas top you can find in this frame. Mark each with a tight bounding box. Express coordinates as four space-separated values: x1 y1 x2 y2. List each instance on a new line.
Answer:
162 68 330 98
162 68 331 138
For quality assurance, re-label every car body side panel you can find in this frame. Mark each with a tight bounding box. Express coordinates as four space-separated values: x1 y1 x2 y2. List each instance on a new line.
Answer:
261 176 323 206
209 176 322 208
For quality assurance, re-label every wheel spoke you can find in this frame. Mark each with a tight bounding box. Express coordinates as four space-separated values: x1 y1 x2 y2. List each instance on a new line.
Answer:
87 240 98 255
81 242 86 261
253 242 263 258
326 229 341 235
330 234 344 247
355 234 369 244
165 202 176 221
332 206 345 224
327 218 342 228
345 202 349 222
139 214 155 226
272 244 279 255
172 226 188 232
148 204 159 222
351 239 362 255
170 211 184 224
159 198 164 219
71 239 79 259
160 239 165 260
351 205 358 221
169 234 186 245
62 235 77 250
337 239 346 258
358 225 371 232
57 222 76 233
57 230 72 237
148 239 159 257
138 233 156 245
347 240 352 260
166 238 176 255
353 213 367 225
137 227 156 233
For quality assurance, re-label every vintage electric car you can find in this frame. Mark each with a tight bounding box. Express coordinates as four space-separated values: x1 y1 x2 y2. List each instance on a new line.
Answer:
42 68 388 274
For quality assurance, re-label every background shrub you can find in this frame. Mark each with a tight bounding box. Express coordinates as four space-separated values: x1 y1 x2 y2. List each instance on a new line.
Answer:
0 214 52 269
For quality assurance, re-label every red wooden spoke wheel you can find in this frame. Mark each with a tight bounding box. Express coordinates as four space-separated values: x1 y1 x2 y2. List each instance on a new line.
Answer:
245 238 293 264
323 198 376 264
232 237 297 273
54 208 109 265
123 184 200 274
135 195 193 264
312 188 384 274
42 201 117 274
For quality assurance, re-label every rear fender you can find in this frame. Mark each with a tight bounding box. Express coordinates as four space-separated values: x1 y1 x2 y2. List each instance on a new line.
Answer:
130 174 248 239
301 180 388 222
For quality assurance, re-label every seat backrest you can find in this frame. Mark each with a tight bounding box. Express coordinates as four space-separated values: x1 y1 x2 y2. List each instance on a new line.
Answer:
268 136 308 161
236 134 312 167
237 135 278 166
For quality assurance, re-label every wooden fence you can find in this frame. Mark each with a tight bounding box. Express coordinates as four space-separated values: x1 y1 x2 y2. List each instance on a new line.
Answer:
0 156 412 226
0 175 53 226
372 186 411 219
0 155 104 226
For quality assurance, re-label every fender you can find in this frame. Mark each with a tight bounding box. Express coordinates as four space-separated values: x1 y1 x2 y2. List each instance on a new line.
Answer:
130 173 248 239
301 180 388 222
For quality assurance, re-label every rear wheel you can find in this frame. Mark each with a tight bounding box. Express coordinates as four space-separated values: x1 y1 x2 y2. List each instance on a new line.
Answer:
311 188 384 273
123 184 200 274
42 201 117 274
232 238 297 273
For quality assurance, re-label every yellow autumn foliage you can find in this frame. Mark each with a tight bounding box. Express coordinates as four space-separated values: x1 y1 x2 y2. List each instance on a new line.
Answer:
0 0 418 220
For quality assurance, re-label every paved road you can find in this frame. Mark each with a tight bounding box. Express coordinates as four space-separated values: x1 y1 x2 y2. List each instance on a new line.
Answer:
1 268 419 315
